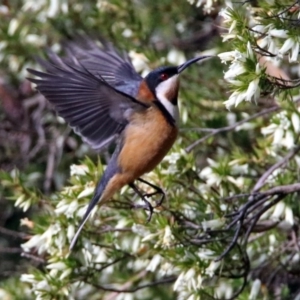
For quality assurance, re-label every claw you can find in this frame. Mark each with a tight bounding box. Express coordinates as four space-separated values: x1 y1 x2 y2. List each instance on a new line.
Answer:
143 191 165 208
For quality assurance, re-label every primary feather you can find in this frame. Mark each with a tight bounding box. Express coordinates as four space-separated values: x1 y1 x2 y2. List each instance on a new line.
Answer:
27 42 148 150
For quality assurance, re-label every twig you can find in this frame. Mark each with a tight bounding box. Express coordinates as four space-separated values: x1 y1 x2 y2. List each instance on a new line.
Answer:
263 1 299 19
243 195 285 244
252 146 300 193
258 183 300 196
0 226 29 239
44 138 57 193
0 247 23 254
21 252 46 264
185 105 280 152
217 183 300 260
88 274 176 294
215 220 243 261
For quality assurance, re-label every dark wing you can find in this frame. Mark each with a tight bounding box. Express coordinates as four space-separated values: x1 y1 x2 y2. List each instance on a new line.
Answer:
40 36 143 97
27 55 148 151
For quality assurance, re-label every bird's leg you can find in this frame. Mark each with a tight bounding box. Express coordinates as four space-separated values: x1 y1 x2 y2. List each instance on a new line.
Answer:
137 178 165 207
129 183 153 222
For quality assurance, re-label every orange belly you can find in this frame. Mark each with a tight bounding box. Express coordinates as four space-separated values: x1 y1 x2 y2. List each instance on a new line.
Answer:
117 106 178 184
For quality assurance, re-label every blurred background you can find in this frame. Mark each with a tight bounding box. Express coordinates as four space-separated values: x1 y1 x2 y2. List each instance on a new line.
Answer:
0 0 223 289
2 1 300 299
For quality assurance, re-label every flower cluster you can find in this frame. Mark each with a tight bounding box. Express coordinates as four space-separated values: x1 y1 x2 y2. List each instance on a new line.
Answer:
262 109 300 150
218 3 300 108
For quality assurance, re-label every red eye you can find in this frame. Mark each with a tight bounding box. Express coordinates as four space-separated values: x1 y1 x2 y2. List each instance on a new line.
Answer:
160 73 169 80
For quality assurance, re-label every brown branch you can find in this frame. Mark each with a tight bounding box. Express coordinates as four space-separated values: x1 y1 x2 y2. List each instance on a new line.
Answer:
252 145 300 193
185 105 280 153
0 247 23 254
21 252 46 264
216 183 300 260
87 274 176 294
0 226 30 239
258 183 300 196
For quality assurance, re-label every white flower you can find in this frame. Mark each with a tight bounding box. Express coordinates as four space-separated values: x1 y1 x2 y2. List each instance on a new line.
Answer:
291 113 300 133
201 218 225 230
47 261 67 271
228 20 237 34
55 199 80 218
60 268 72 280
246 78 259 101
146 254 161 272
162 226 174 248
215 281 233 299
70 164 89 176
67 224 75 242
247 42 254 59
128 51 150 75
167 49 186 65
47 0 60 17
197 249 215 260
173 271 185 291
78 186 94 199
200 167 221 186
8 19 18 35
290 40 299 62
272 202 285 219
205 260 221 277
20 273 37 284
122 28 133 38
224 61 246 80
284 130 295 149
285 206 294 226
35 279 51 292
15 194 32 212
218 51 236 63
269 29 289 38
252 24 268 34
224 90 247 109
249 279 261 300
92 246 107 263
22 223 62 255
273 127 284 145
279 38 294 54
141 231 159 242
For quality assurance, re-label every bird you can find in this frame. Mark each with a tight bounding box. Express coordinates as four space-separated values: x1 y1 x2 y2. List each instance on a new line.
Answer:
27 36 211 250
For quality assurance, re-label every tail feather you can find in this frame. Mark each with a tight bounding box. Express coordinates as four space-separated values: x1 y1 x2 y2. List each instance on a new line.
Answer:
69 150 121 251
69 190 102 250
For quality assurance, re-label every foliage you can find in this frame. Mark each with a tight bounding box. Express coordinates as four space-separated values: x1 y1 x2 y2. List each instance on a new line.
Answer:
0 0 300 299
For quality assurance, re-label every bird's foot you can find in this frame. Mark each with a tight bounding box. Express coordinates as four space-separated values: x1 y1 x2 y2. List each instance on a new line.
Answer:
142 197 154 222
131 199 154 222
142 191 165 208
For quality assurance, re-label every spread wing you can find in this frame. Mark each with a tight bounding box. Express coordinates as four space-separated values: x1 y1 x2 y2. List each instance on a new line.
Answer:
38 36 143 97
27 55 148 151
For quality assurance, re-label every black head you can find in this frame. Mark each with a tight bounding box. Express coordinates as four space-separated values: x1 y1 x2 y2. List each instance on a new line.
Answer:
144 55 212 105
145 66 178 100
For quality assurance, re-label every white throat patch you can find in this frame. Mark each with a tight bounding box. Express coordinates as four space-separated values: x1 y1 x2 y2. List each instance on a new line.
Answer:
155 75 180 126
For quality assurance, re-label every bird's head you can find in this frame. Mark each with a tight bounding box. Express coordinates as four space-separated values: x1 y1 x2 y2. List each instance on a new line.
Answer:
144 56 211 106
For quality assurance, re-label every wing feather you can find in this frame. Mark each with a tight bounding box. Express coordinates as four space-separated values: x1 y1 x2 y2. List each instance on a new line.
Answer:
27 52 148 151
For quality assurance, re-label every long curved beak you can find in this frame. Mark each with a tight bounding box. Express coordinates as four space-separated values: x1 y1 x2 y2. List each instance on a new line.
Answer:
177 56 213 73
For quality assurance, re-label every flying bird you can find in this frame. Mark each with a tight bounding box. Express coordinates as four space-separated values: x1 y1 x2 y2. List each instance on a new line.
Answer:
27 37 211 250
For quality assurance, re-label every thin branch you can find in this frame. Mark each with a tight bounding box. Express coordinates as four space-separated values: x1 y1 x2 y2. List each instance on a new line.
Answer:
243 195 285 244
0 226 29 239
258 183 300 196
0 247 23 253
215 221 243 261
252 146 300 193
216 183 300 260
185 105 280 152
21 252 46 264
87 275 176 294
263 1 299 19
